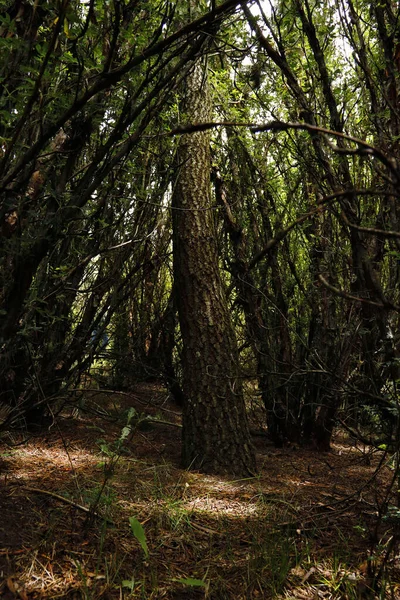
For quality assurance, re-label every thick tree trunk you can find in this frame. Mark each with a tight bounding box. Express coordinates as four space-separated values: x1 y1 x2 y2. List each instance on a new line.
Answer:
172 61 256 476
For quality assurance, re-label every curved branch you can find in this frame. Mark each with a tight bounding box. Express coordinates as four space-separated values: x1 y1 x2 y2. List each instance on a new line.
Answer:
318 274 400 312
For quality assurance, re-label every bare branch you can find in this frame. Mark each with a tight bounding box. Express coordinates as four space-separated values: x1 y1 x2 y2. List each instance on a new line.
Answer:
318 274 400 312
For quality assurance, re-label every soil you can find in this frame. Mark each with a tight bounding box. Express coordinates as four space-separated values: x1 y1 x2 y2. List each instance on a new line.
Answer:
0 384 399 599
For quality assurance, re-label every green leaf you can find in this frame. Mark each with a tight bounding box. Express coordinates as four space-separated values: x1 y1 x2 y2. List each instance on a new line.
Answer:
64 18 70 38
126 407 137 424
122 578 135 590
120 425 132 441
173 577 206 587
129 517 149 558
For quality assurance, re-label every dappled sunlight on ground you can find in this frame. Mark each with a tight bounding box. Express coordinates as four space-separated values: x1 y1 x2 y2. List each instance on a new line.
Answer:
0 386 399 599
184 496 260 517
2 440 101 485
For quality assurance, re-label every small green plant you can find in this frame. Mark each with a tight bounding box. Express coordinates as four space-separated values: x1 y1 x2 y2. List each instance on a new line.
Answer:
119 516 150 596
129 516 149 558
121 577 136 593
84 407 139 528
164 496 192 531
247 529 296 595
97 406 139 460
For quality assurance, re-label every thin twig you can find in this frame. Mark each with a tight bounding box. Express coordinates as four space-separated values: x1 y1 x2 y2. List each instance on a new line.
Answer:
23 486 115 525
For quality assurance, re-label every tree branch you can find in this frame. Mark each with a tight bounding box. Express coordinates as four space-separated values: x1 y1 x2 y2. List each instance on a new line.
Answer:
318 274 400 312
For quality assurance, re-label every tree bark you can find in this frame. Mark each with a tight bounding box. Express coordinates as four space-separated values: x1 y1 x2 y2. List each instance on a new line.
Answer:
172 60 256 476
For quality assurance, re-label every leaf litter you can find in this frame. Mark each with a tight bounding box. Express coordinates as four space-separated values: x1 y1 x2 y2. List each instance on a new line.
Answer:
0 384 399 599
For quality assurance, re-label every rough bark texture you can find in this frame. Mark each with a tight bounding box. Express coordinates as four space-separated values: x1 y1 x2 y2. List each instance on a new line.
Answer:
172 62 256 476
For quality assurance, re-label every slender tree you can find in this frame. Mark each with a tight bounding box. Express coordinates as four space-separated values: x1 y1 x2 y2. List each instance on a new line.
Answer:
172 57 256 475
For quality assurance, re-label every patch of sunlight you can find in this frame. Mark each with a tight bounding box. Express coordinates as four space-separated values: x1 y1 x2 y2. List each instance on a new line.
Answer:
184 496 260 517
4 441 101 483
191 474 256 493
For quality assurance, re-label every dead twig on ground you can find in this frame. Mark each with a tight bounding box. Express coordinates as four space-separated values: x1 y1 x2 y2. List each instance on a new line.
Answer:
22 486 115 525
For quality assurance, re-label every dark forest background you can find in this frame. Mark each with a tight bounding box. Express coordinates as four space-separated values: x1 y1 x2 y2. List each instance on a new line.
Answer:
1 0 400 474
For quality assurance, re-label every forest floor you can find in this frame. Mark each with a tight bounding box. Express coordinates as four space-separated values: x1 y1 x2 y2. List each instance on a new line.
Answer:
0 383 399 600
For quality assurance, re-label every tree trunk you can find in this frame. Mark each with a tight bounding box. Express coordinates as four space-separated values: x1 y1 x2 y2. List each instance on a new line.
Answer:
172 61 256 476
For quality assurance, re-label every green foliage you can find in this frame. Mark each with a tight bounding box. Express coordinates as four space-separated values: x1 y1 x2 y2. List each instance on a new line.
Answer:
97 408 138 467
129 516 149 559
172 577 206 587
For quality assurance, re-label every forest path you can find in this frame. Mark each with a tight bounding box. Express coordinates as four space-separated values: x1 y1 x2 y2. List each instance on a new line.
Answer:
0 384 398 599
